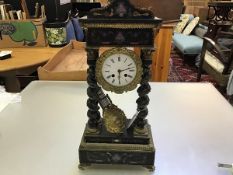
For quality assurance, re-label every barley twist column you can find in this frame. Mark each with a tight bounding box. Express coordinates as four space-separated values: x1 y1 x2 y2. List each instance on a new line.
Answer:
86 48 101 131
135 49 153 132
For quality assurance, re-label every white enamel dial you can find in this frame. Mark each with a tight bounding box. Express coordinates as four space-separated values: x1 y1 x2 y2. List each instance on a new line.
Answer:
101 53 137 87
96 48 142 94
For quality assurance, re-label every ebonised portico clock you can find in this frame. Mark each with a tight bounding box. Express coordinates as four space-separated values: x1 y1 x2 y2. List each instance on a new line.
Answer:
79 0 162 171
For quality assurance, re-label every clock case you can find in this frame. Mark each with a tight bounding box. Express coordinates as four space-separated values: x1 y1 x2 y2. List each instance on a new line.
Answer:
79 0 162 171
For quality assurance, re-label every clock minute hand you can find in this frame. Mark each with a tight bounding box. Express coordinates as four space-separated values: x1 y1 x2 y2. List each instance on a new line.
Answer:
119 67 134 72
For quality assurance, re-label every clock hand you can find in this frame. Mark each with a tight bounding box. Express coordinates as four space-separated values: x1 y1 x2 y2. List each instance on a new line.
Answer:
119 67 135 72
118 69 121 85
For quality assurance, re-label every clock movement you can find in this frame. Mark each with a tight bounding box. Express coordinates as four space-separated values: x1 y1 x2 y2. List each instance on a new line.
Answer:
79 0 162 171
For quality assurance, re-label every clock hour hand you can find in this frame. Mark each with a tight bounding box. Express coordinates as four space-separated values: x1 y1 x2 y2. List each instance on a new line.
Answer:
118 69 121 85
119 67 135 72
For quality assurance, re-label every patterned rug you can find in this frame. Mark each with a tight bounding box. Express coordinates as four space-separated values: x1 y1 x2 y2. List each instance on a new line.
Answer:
167 50 233 105
168 50 216 84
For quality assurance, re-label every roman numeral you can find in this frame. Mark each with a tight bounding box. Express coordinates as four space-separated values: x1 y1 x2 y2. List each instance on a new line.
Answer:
128 63 132 66
112 79 115 83
129 69 135 72
118 57 121 62
128 75 133 78
107 75 112 79
106 64 111 67
111 59 115 63
124 58 127 63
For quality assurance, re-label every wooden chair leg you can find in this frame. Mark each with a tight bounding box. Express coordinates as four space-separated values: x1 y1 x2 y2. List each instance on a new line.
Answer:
228 95 233 105
182 54 186 66
197 54 205 82
4 76 21 93
197 66 202 82
197 39 208 82
3 71 21 93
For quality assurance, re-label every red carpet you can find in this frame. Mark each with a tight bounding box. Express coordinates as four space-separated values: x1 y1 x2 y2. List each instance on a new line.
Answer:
168 50 216 85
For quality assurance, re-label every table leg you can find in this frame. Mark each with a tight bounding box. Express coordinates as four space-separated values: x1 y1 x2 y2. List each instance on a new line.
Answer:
2 71 21 93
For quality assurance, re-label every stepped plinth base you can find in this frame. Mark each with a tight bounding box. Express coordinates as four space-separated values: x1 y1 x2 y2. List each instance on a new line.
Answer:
78 123 155 171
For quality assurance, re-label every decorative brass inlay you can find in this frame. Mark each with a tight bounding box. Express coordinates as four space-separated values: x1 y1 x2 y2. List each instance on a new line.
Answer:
80 124 155 152
103 104 126 134
83 23 159 29
86 127 100 135
134 126 148 135
96 47 142 94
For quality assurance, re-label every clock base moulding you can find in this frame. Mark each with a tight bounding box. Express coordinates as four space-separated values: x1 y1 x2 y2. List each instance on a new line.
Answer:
78 122 155 171
84 119 150 144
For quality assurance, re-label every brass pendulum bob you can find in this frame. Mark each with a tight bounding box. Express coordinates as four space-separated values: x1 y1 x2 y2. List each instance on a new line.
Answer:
97 89 126 134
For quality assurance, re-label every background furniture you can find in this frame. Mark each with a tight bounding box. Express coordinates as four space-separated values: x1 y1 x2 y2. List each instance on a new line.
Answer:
0 47 61 92
3 0 44 16
0 81 233 175
72 1 101 17
152 24 174 82
3 0 71 20
197 32 233 88
129 0 184 21
206 1 233 39
38 41 87 81
173 24 208 61
183 0 209 14
44 0 72 22
193 6 209 23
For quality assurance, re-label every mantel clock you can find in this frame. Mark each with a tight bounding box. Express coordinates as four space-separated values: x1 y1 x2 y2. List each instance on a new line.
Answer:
79 0 162 171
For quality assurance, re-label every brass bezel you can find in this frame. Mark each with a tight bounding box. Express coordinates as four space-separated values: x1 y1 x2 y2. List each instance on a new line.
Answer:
96 48 142 94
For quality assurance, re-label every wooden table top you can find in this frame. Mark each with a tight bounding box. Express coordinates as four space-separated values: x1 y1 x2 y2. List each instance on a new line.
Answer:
0 47 62 72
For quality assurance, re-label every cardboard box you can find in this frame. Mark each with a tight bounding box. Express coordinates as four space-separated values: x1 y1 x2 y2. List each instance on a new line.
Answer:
0 18 47 48
193 6 209 22
38 41 87 81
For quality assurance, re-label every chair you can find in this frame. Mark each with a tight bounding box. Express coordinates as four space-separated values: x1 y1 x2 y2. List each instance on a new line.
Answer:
197 31 233 88
227 70 233 104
